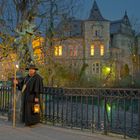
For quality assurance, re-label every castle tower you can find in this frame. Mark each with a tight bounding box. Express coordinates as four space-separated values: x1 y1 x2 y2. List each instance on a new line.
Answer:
84 0 110 77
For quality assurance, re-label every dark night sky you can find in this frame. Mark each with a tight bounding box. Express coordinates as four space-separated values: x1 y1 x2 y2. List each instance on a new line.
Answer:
76 0 140 22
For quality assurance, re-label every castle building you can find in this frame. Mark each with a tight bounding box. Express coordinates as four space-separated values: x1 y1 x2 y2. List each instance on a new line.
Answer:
53 0 140 84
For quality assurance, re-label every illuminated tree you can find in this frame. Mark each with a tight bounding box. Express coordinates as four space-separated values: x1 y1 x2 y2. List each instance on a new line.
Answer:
0 1 42 68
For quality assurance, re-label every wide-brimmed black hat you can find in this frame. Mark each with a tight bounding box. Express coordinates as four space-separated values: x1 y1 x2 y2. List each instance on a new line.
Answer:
25 64 38 70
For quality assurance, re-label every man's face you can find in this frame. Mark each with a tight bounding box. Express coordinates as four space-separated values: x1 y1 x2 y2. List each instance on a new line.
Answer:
29 68 36 76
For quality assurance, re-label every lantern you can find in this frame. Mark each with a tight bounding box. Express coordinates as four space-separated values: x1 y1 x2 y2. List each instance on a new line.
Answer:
33 104 40 113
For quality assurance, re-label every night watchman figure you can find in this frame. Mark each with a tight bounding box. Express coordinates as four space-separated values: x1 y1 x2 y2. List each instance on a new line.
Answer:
14 63 43 126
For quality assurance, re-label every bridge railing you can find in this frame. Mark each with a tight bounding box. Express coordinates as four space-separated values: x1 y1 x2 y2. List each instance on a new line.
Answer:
0 86 140 139
40 87 140 139
0 86 12 114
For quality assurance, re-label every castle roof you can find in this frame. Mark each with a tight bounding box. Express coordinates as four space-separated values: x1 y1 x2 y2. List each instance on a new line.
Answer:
110 11 133 35
88 1 107 21
111 11 131 26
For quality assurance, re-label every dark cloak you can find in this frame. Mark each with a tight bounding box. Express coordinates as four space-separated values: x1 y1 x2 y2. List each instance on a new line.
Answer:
17 73 43 125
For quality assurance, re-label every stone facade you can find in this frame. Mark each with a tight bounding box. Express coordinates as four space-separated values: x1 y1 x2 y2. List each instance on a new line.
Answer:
84 20 110 77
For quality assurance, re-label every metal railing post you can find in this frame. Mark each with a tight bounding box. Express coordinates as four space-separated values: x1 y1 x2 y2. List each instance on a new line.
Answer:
104 97 107 135
138 98 140 140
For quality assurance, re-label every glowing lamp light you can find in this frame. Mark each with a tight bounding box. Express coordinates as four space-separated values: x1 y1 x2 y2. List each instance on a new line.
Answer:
33 104 40 113
106 67 111 72
107 104 111 112
16 64 19 69
102 66 111 77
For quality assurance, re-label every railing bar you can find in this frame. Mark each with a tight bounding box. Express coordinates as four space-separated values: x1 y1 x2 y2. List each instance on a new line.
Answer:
98 94 100 130
131 99 133 129
48 94 51 122
52 94 55 125
75 95 78 127
56 94 59 123
81 95 83 130
86 95 88 129
124 98 126 139
138 97 140 140
91 95 94 133
61 94 64 126
110 98 113 129
66 95 68 126
104 97 107 135
45 94 48 123
70 95 73 128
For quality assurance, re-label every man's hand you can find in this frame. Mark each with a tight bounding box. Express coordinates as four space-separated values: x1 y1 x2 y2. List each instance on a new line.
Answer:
35 98 39 103
13 79 18 85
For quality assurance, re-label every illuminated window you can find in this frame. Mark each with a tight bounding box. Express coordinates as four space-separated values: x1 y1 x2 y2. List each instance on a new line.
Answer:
91 45 95 56
54 45 62 56
100 45 104 56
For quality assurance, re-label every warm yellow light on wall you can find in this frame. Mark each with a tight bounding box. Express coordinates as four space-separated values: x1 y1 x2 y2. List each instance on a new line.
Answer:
34 49 42 60
91 45 94 56
54 45 62 56
32 37 44 48
34 49 41 54
32 37 44 61
100 45 104 56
